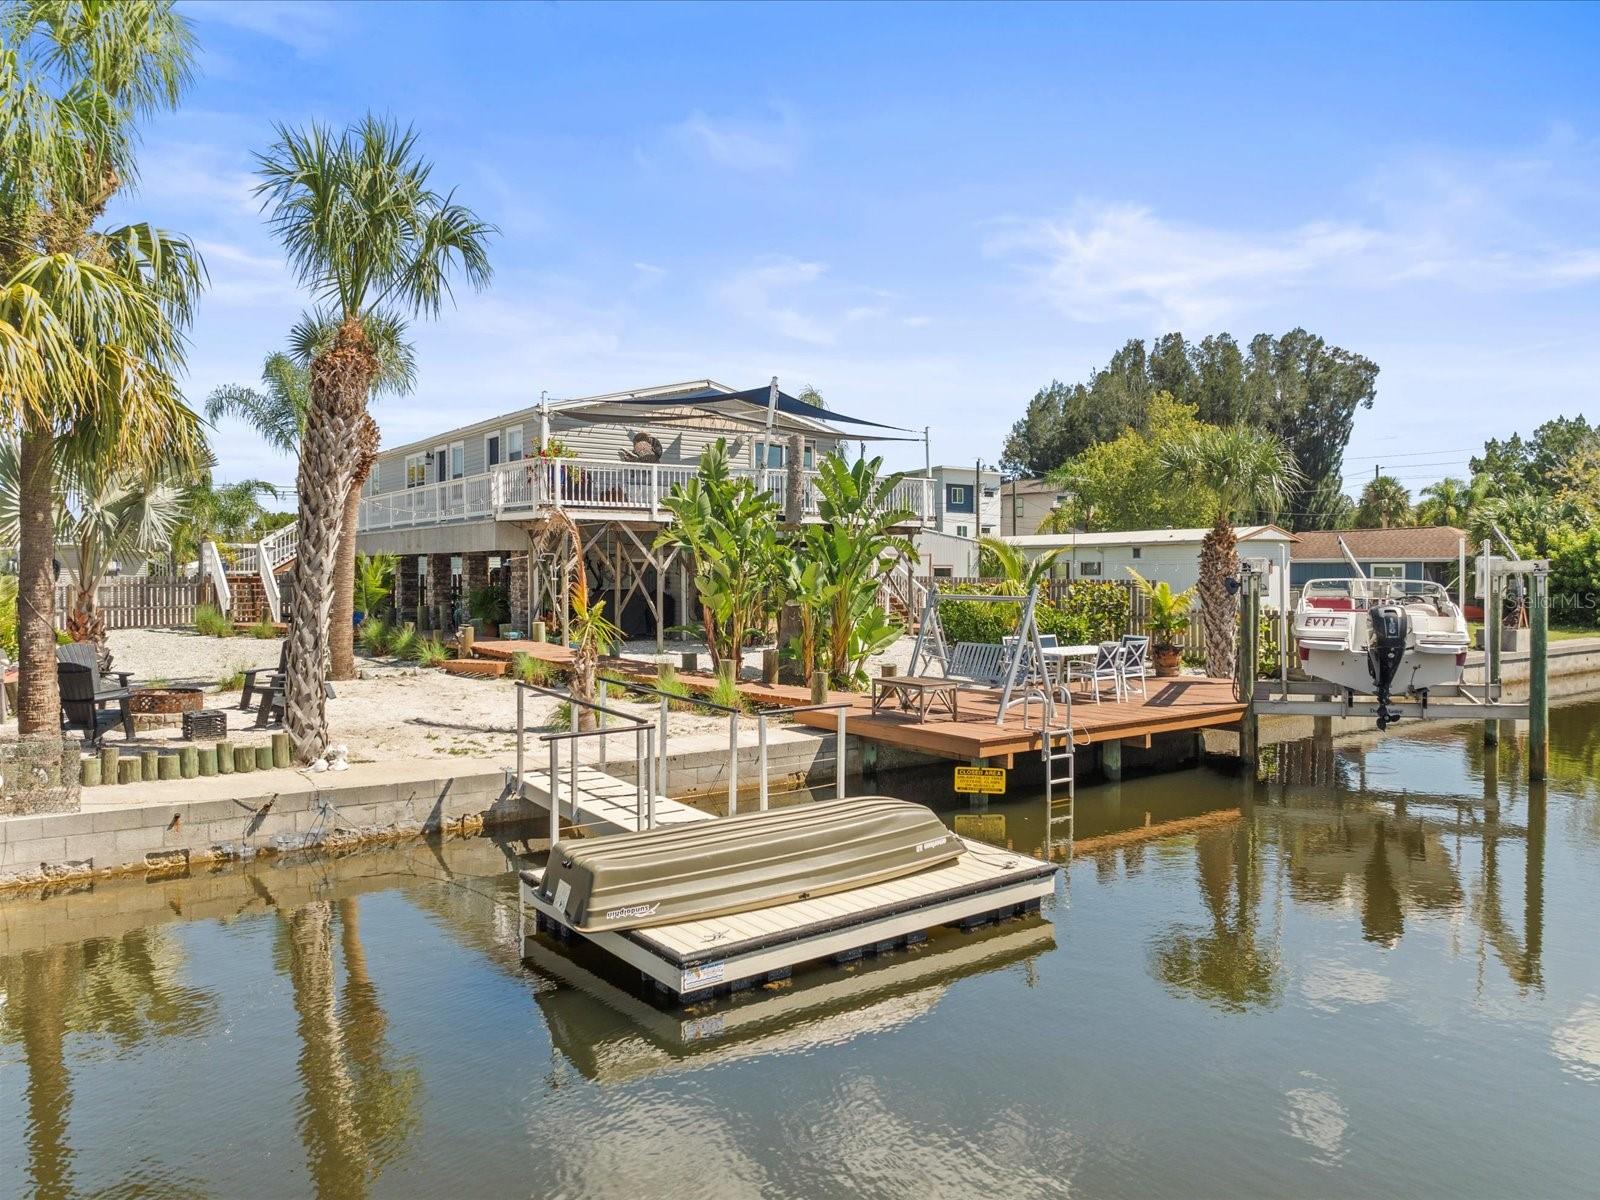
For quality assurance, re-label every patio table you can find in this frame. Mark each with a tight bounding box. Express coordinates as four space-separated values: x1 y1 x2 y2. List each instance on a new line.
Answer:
870 675 962 723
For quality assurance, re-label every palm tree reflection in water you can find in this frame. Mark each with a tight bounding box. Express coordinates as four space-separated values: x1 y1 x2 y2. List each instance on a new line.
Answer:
279 898 421 1200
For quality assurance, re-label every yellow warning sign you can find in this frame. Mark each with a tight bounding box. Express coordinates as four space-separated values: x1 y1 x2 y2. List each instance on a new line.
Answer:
954 766 1006 795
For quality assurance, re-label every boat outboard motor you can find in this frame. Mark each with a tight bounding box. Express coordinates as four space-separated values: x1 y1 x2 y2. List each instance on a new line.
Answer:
1366 603 1410 729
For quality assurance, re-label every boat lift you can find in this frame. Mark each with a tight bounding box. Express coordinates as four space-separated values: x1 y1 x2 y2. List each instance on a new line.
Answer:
1246 543 1554 780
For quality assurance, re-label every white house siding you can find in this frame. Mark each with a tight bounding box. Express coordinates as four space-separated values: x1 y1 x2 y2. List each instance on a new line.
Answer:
1010 530 1295 611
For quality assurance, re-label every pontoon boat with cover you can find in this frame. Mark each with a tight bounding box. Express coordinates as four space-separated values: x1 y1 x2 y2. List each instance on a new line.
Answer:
1293 576 1469 728
536 796 965 933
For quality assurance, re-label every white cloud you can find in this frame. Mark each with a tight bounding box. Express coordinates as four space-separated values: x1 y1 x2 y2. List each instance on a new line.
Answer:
987 143 1600 327
182 1 344 57
668 107 802 173
985 204 1378 326
716 257 835 345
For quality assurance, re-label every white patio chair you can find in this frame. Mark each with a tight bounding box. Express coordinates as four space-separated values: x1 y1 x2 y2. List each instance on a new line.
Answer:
1073 641 1124 703
1119 635 1150 699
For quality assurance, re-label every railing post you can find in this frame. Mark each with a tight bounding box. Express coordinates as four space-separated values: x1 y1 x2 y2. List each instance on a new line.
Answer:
650 463 659 520
645 727 656 830
515 686 524 785
728 711 738 816
658 693 669 800
835 705 847 801
634 725 645 830
597 680 607 768
569 697 579 819
547 739 560 846
758 712 769 811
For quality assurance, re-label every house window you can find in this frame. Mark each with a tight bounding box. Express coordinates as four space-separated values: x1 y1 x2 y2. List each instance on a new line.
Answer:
435 444 449 483
485 432 502 468
1012 496 1026 519
955 524 969 538
755 440 814 469
449 441 465 480
946 484 973 513
1079 560 1103 577
507 427 524 461
1131 547 1142 559
405 453 428 489
932 566 953 578
1370 563 1405 579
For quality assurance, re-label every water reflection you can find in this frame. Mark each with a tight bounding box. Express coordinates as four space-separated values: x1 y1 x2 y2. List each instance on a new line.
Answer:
277 898 421 1200
0 928 219 1199
1151 813 1282 1012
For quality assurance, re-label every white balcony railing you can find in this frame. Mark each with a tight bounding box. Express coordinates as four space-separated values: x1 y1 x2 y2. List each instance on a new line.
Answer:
357 457 934 534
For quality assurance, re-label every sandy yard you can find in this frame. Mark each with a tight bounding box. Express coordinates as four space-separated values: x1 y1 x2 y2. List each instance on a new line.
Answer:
3 628 807 764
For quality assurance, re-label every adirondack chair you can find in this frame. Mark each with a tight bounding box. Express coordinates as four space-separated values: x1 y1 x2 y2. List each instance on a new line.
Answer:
239 643 287 711
57 643 135 746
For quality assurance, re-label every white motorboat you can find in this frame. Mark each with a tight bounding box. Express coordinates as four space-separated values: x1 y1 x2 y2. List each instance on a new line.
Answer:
1293 576 1469 728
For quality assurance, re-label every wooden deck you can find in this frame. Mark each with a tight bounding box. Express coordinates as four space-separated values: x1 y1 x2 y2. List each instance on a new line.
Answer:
790 676 1245 761
472 639 1245 764
518 763 711 835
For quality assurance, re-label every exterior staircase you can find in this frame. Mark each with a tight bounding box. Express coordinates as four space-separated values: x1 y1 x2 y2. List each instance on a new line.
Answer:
203 524 298 624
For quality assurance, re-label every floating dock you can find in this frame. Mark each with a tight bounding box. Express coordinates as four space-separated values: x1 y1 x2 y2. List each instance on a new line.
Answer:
520 836 1057 1003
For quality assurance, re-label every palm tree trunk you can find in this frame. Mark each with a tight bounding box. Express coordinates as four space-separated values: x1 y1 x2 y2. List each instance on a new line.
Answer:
328 478 362 681
1197 510 1239 679
285 320 372 763
16 427 60 737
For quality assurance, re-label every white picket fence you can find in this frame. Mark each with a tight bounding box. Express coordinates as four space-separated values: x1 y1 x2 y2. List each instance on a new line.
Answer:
52 577 205 631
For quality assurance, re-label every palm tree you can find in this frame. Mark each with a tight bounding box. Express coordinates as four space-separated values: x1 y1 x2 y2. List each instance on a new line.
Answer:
0 443 188 648
1157 424 1300 677
208 318 412 680
1 3 204 736
978 535 1063 592
1416 474 1487 529
254 116 492 761
1355 474 1413 529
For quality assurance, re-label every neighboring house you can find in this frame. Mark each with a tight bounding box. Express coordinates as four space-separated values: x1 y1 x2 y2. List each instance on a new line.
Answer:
999 476 1070 536
912 528 981 578
1005 525 1298 611
354 379 933 643
927 464 1001 540
1289 527 1470 591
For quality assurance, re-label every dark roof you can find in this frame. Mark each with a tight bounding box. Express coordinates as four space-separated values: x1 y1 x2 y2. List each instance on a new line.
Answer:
597 386 908 431
1290 527 1468 562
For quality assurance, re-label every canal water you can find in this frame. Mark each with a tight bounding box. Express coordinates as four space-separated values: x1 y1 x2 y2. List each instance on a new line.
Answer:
3 700 1598 1199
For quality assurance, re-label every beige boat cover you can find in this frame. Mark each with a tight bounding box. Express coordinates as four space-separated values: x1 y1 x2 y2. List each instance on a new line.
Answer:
539 796 963 933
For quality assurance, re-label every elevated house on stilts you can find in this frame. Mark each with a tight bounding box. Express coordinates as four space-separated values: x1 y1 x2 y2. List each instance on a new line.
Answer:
353 379 935 646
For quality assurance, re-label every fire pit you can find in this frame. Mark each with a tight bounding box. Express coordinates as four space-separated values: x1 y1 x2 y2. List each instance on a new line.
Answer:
129 685 206 729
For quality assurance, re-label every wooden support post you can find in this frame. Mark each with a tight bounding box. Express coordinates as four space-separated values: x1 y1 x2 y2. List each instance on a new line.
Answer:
179 745 198 779
118 755 140 784
1237 568 1260 771
1102 738 1122 782
1529 566 1548 781
255 745 274 771
216 739 233 774
99 744 118 787
140 750 160 780
1483 542 1499 747
197 745 217 776
80 754 101 787
272 732 291 769
156 754 179 781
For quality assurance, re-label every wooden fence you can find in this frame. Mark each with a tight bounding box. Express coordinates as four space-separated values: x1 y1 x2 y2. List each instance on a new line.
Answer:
52 577 205 632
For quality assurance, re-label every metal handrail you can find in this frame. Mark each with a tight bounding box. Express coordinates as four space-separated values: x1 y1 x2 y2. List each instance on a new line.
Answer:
600 674 853 815
513 682 654 842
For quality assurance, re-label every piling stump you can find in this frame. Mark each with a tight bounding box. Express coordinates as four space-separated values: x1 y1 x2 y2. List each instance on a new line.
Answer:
271 732 290 769
156 754 179 781
255 745 273 771
234 746 254 773
179 746 198 779
117 755 140 784
197 745 217 777
216 740 233 774
99 744 118 787
140 750 160 781
80 755 101 787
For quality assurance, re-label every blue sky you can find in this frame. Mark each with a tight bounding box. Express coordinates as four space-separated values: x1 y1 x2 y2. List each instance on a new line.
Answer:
117 1 1600 499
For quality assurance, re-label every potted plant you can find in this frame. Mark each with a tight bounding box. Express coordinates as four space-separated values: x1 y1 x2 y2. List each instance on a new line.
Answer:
1128 569 1196 677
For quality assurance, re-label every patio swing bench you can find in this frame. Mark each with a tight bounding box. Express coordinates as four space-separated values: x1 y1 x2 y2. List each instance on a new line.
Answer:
941 641 1009 688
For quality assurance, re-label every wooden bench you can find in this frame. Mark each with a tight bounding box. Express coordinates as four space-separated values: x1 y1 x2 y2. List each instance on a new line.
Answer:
944 641 1009 688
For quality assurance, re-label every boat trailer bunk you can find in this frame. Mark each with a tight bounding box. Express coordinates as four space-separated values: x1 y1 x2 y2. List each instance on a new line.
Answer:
520 842 1057 1004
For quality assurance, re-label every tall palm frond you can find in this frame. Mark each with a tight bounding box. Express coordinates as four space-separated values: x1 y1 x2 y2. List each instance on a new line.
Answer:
978 535 1061 591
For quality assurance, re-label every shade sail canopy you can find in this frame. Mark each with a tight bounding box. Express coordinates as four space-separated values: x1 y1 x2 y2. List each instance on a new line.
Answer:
556 385 917 440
